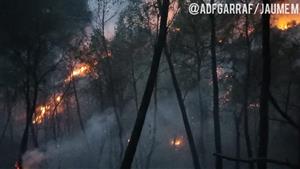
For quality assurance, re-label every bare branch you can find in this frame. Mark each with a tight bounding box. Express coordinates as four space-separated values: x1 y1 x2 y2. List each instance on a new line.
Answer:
269 91 300 130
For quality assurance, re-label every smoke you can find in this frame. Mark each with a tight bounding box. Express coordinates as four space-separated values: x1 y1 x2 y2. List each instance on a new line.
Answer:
22 150 46 169
21 90 205 169
18 85 298 169
22 110 118 169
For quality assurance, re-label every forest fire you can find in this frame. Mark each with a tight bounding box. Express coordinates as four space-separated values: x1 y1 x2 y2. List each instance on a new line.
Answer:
272 14 300 30
33 94 63 124
65 63 92 82
33 61 96 125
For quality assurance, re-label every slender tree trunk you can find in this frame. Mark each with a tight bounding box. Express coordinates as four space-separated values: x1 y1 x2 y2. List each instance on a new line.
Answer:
120 0 169 168
19 83 32 168
165 45 201 169
210 0 222 168
51 107 57 142
197 60 206 166
145 77 158 169
0 92 12 145
130 54 139 112
72 80 86 134
16 37 46 169
192 22 206 165
243 13 254 169
101 15 124 160
30 56 40 148
257 0 271 168
233 112 241 169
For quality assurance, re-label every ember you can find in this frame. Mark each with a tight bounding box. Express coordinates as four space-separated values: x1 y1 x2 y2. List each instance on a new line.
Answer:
170 136 184 149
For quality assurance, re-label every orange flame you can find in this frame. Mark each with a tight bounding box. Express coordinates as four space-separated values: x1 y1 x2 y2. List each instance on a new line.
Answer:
170 136 184 149
33 94 63 124
65 63 92 82
272 14 300 30
33 61 97 125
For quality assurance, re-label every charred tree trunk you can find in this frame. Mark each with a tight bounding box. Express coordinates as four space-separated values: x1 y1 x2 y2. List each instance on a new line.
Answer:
210 0 223 168
243 13 254 169
257 0 271 168
120 0 169 168
165 45 201 169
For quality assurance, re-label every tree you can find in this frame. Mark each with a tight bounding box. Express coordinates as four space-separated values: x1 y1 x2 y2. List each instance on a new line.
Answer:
257 0 271 168
165 44 201 169
121 0 170 168
0 0 90 167
210 0 222 168
243 12 254 169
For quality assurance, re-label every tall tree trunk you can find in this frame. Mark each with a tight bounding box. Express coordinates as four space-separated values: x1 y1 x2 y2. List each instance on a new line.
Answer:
243 13 254 169
191 21 206 165
18 69 33 168
257 0 271 168
165 45 201 169
210 0 222 168
233 112 241 169
120 0 169 168
19 55 40 167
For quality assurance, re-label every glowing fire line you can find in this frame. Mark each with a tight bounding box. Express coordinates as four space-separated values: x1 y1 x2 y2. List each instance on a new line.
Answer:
32 62 95 125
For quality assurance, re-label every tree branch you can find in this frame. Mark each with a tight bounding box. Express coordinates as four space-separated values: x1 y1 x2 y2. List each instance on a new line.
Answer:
269 91 300 130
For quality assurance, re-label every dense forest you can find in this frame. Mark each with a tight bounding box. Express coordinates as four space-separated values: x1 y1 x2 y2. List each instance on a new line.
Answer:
0 0 300 169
